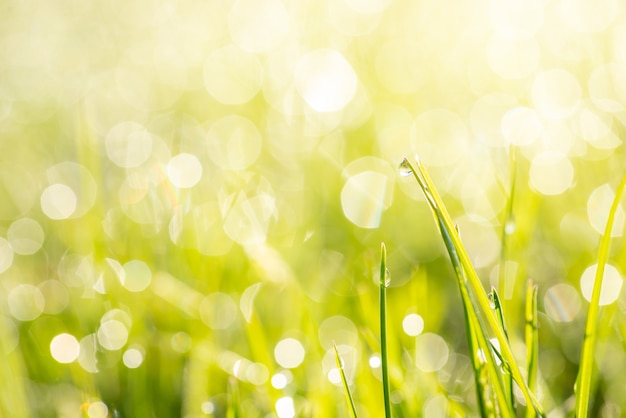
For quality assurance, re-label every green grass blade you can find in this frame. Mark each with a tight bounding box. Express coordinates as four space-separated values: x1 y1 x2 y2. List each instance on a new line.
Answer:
227 377 240 418
334 342 359 418
465 308 491 418
491 287 514 411
525 280 539 418
443 223 514 418
401 157 545 417
575 171 626 418
498 146 517 311
379 242 392 418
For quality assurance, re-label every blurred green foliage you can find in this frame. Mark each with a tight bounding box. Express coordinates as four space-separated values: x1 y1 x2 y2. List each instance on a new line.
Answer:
2 0 626 417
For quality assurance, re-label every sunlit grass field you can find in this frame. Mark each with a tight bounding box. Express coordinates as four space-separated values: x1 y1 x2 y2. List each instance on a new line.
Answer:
2 0 626 417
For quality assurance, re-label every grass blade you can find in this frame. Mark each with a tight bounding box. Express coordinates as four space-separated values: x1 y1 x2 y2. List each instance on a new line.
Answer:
525 280 539 418
465 308 491 418
379 242 392 418
227 377 240 418
444 224 514 418
490 287 514 411
334 342 359 418
401 156 545 417
575 171 626 417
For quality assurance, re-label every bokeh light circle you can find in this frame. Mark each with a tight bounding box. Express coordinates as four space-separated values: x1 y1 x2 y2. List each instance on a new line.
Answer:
501 106 543 146
122 260 152 292
167 153 203 189
274 338 306 369
0 237 14 274
341 170 389 229
41 184 77 220
199 292 238 330
587 184 625 236
105 121 153 168
544 283 581 322
50 333 80 364
295 49 358 113
402 313 425 337
8 284 45 321
123 347 144 368
415 333 449 372
8 218 44 255
580 264 623 306
97 320 129 351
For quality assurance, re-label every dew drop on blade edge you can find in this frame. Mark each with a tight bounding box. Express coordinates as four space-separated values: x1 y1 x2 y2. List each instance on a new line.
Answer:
398 160 412 177
384 268 391 287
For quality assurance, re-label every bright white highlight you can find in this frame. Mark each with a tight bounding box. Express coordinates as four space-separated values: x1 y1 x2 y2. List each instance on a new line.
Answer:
41 184 77 220
97 320 129 350
402 313 425 337
275 396 296 418
274 338 306 369
167 153 202 188
295 49 358 112
50 333 80 364
580 264 623 306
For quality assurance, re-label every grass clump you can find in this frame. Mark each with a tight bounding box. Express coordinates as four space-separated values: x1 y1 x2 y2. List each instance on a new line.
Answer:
356 156 626 417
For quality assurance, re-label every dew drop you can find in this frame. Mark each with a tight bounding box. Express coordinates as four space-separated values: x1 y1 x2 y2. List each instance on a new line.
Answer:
487 292 496 309
384 268 391 287
398 160 412 177
500 361 511 375
504 217 516 235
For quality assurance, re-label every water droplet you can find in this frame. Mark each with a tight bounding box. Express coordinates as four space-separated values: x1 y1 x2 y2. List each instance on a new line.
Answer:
384 268 391 287
398 160 412 177
487 292 496 309
504 217 516 235
500 361 511 375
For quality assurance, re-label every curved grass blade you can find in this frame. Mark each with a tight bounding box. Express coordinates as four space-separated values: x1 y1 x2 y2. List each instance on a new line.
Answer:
379 243 392 418
445 224 513 418
525 280 539 418
334 342 359 418
401 157 545 417
575 171 626 418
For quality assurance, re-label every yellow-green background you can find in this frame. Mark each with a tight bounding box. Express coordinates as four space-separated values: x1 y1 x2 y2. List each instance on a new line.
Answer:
1 0 626 416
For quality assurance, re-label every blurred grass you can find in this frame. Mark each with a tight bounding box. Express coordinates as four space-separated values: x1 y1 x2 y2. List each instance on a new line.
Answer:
2 0 626 417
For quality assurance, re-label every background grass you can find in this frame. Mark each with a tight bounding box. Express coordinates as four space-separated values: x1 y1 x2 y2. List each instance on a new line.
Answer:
2 0 626 417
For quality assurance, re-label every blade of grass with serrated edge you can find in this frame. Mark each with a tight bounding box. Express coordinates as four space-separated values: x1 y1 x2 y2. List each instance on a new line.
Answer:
379 243 392 418
334 342 359 418
443 222 513 418
401 157 545 417
525 280 539 418
575 171 626 418
491 287 515 412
